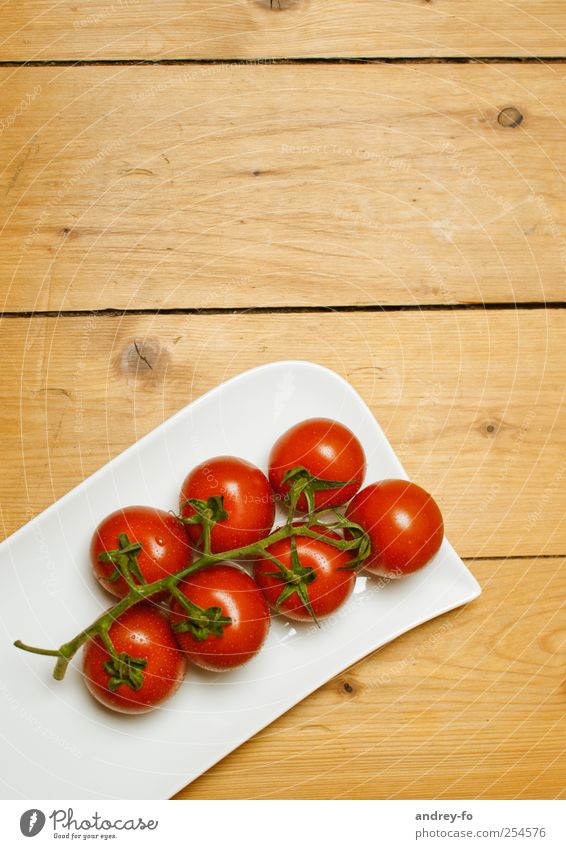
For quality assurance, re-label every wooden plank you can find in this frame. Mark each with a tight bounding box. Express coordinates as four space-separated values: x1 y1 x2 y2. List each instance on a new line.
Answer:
1 2 566 61
176 555 566 799
1 64 566 311
0 310 564 556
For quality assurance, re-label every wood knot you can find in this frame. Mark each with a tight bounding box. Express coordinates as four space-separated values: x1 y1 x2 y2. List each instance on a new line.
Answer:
497 107 524 128
341 680 356 695
257 0 301 9
119 338 169 381
482 420 500 437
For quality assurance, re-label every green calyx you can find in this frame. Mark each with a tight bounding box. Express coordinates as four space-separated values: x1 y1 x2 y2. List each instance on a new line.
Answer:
330 513 372 570
180 495 228 527
179 496 229 554
171 588 232 641
264 537 319 625
103 651 148 692
98 533 146 588
282 465 353 519
99 628 148 692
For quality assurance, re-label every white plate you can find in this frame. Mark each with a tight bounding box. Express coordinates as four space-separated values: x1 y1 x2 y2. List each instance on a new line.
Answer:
0 361 480 800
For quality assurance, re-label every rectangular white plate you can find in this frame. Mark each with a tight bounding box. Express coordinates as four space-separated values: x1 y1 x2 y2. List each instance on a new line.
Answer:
0 360 480 799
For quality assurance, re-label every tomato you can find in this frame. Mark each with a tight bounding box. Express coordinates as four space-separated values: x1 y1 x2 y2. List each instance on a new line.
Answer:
170 564 270 671
91 506 190 598
253 525 355 621
269 418 366 513
179 456 275 554
82 604 187 714
346 479 444 577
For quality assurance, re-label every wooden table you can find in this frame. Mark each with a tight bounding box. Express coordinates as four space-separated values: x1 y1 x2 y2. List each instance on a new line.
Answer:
1 2 564 800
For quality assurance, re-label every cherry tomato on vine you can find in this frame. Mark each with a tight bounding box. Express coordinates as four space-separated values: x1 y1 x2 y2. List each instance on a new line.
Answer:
170 564 270 671
91 506 191 598
269 418 366 514
82 604 187 714
179 456 275 554
346 479 444 577
254 525 355 621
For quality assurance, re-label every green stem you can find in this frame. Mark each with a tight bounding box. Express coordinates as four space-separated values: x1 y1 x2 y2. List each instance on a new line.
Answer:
13 641 60 658
99 627 117 658
296 526 359 550
14 519 369 680
201 521 212 556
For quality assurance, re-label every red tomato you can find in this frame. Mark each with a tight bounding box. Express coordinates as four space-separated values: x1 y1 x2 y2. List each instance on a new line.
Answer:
269 418 366 513
91 506 191 598
82 604 187 714
170 564 270 671
254 525 355 621
179 456 275 554
346 479 444 577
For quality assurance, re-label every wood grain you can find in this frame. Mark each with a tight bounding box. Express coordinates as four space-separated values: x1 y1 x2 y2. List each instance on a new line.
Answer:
175 555 566 799
0 310 564 556
1 64 566 311
1 2 566 61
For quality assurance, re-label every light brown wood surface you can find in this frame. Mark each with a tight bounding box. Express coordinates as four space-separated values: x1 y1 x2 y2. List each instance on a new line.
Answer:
1 2 565 802
2 64 566 310
1 1 566 61
1 311 564 558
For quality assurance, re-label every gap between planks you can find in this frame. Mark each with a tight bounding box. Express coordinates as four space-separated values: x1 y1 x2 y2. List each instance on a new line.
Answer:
466 554 565 561
1 302 566 319
2 57 566 68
